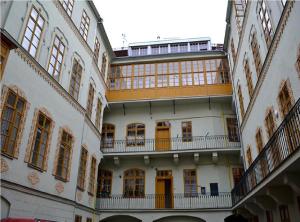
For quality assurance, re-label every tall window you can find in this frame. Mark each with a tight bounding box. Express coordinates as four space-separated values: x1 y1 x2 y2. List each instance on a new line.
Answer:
79 10 90 41
157 63 168 87
48 36 65 80
184 169 197 197
74 215 82 222
101 54 107 77
101 124 115 148
279 205 290 222
95 98 102 130
97 169 112 198
251 33 262 76
210 183 219 196
266 210 273 222
124 169 145 198
93 37 100 62
61 0 74 16
244 59 254 97
77 147 88 190
22 7 45 57
237 84 245 118
55 131 72 181
170 44 178 53
265 108 276 138
1 89 26 157
205 59 217 84
29 112 51 169
126 123 145 146
255 128 264 153
86 84 94 118
232 167 244 186
227 118 239 142
88 157 97 195
145 64 156 88
231 39 237 64
246 146 253 166
181 61 193 86
179 43 188 52
182 121 192 142
234 0 247 34
259 0 273 47
133 64 144 89
69 59 82 100
278 81 293 117
193 60 205 85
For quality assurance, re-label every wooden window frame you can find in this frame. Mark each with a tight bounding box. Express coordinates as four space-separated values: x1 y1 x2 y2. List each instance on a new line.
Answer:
233 0 247 35
232 167 244 186
237 84 245 119
74 215 82 222
264 107 276 139
55 130 73 182
88 156 97 196
101 54 107 77
21 6 45 58
1 89 26 158
123 169 145 198
97 169 112 198
244 59 254 98
101 124 115 148
255 128 264 153
69 59 83 100
266 210 273 222
251 33 262 76
183 169 197 197
95 98 102 130
86 84 95 119
79 9 90 41
226 118 239 142
259 0 273 47
246 145 253 166
182 121 192 142
28 111 52 171
93 37 100 63
60 0 74 16
47 35 65 81
231 39 237 64
77 146 88 190
86 218 92 222
277 80 294 118
126 123 145 146
279 205 290 222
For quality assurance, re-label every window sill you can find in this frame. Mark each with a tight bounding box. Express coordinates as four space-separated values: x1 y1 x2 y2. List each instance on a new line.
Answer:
54 175 68 183
77 186 85 192
27 163 44 172
1 152 15 160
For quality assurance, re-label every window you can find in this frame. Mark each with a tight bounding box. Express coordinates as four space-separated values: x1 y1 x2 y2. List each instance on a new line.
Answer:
86 218 92 222
79 10 90 41
61 0 74 16
259 0 273 47
160 45 168 54
244 59 254 97
184 169 197 197
256 128 264 153
246 146 253 166
1 89 26 157
237 84 245 118
97 169 112 198
93 37 100 62
205 60 217 84
278 81 293 117
101 124 115 148
88 157 97 195
190 42 198 52
151 46 159 55
48 36 65 80
279 205 290 222
181 61 193 86
234 0 247 34
179 43 188 52
124 169 145 198
126 123 145 146
29 112 51 170
101 53 107 77
77 147 88 190
265 108 276 138
182 121 192 142
74 215 82 222
227 118 239 142
133 64 144 89
157 63 168 87
232 167 244 186
140 47 147 56
145 63 156 88
266 210 273 222
22 7 45 57
86 84 94 118
231 39 237 64
170 44 178 53
131 47 139 56
192 60 205 85
251 33 262 76
95 98 102 130
210 183 219 196
69 59 82 100
55 130 73 181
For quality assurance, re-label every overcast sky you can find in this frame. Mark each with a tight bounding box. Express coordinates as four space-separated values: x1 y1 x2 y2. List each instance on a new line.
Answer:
94 0 228 49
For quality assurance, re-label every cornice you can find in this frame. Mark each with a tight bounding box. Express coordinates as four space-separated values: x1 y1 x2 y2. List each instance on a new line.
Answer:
239 0 295 131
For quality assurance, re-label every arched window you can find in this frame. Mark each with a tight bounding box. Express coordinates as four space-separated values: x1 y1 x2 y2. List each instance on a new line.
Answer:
97 169 112 198
101 124 115 148
126 123 145 146
123 169 145 198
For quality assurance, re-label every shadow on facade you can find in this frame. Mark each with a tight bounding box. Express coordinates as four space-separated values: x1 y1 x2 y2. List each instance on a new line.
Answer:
100 215 142 222
154 215 206 222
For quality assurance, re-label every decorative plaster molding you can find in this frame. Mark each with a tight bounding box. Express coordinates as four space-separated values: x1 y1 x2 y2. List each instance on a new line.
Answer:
55 182 64 193
27 171 40 185
0 158 9 173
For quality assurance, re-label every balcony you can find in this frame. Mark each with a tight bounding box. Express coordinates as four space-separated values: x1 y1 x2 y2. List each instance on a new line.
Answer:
100 135 240 154
96 192 232 210
231 98 300 206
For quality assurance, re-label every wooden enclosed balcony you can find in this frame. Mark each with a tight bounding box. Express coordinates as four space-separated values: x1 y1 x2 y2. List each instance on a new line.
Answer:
107 58 232 102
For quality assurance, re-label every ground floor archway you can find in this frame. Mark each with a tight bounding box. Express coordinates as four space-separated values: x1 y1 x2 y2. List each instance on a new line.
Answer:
154 215 206 222
100 215 142 222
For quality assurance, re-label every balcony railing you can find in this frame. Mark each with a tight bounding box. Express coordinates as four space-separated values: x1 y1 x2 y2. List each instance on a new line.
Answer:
96 192 232 210
232 98 300 206
100 135 240 153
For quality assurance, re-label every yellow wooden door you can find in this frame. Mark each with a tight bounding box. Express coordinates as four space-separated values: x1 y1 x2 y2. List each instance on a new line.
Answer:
155 179 165 208
155 127 170 151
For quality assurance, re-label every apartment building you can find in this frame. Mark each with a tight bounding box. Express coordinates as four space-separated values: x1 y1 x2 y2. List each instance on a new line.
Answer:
224 0 300 221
